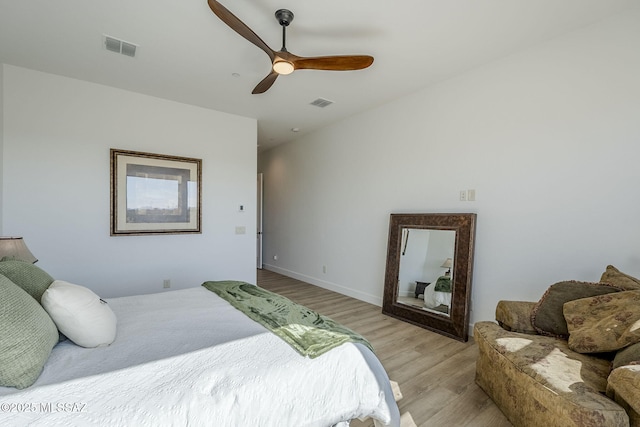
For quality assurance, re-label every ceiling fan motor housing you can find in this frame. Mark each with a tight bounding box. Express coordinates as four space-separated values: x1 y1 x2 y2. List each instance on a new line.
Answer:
275 9 294 27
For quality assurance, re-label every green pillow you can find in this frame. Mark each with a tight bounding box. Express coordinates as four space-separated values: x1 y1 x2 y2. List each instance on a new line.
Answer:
531 281 621 338
0 260 54 302
0 275 59 389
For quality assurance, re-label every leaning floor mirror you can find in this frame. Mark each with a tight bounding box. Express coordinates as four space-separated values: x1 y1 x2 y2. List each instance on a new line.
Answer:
382 213 476 341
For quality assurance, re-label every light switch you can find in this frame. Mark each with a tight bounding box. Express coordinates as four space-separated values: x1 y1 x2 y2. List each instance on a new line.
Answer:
235 226 246 234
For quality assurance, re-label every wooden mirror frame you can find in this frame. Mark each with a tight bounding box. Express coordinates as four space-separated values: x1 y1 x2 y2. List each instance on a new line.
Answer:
382 213 477 341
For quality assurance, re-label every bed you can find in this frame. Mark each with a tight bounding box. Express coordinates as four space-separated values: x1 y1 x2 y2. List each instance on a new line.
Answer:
421 276 452 315
0 261 400 427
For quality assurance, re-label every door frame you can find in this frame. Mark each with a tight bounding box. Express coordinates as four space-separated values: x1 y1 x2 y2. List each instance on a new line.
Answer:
256 173 264 269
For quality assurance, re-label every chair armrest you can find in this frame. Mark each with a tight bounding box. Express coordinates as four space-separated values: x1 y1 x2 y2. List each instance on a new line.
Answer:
607 365 640 425
495 300 538 334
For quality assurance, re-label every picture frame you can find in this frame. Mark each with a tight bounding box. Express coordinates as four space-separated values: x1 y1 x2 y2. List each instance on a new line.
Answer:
110 149 202 236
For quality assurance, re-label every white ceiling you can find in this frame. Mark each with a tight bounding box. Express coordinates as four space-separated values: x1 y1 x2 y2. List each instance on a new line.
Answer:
1 0 638 151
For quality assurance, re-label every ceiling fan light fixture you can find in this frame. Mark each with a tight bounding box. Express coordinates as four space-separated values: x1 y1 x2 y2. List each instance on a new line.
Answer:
273 60 294 75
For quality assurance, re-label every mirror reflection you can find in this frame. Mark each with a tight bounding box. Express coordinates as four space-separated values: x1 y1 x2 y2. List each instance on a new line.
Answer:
396 228 455 317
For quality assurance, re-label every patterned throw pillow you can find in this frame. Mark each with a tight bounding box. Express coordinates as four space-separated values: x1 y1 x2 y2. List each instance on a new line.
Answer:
600 265 640 291
0 274 59 389
531 281 621 338
564 290 640 353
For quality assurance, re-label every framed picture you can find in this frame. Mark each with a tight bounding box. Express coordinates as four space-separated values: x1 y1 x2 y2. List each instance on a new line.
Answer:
110 149 202 235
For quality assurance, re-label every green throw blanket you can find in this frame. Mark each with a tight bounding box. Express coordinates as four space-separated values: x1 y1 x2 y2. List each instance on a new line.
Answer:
202 280 373 358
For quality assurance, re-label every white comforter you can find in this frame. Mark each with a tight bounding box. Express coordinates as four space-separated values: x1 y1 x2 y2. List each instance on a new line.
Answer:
0 287 399 427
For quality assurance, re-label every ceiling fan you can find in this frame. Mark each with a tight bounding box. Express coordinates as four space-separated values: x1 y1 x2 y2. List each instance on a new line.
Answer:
207 0 374 94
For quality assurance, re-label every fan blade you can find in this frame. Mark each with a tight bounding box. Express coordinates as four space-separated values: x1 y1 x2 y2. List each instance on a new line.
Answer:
252 71 279 94
208 0 275 61
292 55 374 71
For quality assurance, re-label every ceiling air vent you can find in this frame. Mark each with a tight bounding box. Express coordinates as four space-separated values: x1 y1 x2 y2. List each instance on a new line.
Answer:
310 98 334 108
104 35 138 58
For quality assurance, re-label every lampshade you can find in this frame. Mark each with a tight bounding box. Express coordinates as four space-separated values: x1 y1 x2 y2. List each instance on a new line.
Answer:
441 258 453 269
0 237 38 263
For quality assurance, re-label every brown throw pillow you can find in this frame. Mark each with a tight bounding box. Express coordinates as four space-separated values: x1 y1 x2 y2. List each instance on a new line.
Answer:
531 281 621 338
564 290 640 353
600 265 640 291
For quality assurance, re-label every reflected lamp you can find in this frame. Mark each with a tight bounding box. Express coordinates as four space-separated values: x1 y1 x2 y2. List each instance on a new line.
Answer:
441 257 453 275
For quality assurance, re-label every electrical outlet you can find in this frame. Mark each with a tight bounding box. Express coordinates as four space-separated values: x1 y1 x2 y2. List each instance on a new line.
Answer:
322 265 327 274
273 255 278 261
459 190 467 201
163 279 171 289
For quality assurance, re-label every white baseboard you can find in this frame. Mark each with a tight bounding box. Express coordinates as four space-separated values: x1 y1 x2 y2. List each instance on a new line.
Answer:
262 264 383 307
397 290 414 298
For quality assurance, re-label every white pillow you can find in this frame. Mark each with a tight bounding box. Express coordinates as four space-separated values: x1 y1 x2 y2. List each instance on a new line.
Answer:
41 280 117 348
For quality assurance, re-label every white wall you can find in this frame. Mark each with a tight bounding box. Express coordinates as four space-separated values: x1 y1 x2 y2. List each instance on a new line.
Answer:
398 229 431 296
0 64 3 236
258 9 640 324
2 65 257 298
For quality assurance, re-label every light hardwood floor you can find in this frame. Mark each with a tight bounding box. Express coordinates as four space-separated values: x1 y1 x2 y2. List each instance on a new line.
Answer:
257 269 512 427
